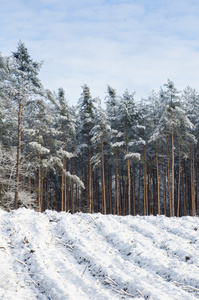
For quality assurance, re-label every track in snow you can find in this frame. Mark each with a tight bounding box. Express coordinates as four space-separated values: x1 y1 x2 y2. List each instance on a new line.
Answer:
0 208 199 300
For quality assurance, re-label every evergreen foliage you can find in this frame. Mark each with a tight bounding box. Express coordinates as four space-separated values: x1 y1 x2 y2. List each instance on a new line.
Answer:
0 43 199 216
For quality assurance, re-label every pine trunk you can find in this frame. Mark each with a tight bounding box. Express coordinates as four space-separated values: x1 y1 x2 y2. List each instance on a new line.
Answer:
61 164 64 211
88 146 92 213
181 164 185 216
46 172 49 209
101 137 106 214
15 101 22 209
65 159 69 211
171 119 175 216
143 144 148 215
184 160 188 215
163 162 166 216
177 149 181 217
109 164 112 214
71 156 74 214
132 161 136 215
167 142 172 217
190 144 196 216
38 154 41 212
138 165 141 215
155 141 160 214
115 162 119 215
196 150 199 214
127 153 131 215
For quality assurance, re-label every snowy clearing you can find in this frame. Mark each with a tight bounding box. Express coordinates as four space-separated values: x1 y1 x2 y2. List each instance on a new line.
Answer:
0 209 199 299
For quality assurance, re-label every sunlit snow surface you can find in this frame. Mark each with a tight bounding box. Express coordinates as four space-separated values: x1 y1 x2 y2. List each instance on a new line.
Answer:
0 208 199 299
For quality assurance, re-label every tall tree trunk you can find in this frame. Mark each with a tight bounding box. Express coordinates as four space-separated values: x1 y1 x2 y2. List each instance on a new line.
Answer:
115 161 119 215
171 117 175 216
38 153 41 212
162 161 166 216
65 159 69 211
55 175 58 211
46 171 49 209
167 142 172 217
109 164 112 214
88 146 93 213
143 145 148 215
177 148 181 217
61 163 64 211
138 164 141 215
132 161 136 216
190 144 196 216
101 137 106 214
155 141 160 214
15 101 22 209
149 166 153 215
71 156 74 214
181 162 185 216
125 125 131 215
184 160 188 215
196 149 199 214
127 153 131 215
64 158 67 211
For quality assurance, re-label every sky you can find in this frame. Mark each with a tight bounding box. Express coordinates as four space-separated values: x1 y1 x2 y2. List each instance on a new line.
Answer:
1 0 199 106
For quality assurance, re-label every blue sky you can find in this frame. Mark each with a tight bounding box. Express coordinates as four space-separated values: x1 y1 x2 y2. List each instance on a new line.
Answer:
1 0 199 105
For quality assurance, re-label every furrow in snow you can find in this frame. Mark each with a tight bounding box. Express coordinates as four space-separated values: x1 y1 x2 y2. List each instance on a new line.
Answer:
0 210 42 300
1 208 199 300
46 211 198 300
4 209 118 300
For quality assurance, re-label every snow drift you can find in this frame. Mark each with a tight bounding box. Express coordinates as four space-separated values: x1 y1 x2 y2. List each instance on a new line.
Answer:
0 209 199 300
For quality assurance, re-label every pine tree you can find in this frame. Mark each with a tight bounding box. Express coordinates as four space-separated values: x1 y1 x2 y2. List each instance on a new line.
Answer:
91 100 111 214
106 85 124 215
77 84 96 212
0 41 44 208
119 89 140 215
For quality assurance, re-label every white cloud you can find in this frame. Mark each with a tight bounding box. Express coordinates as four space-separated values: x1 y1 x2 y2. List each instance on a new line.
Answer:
1 0 199 105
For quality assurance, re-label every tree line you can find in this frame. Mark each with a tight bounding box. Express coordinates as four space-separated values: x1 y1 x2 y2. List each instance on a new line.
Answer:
0 41 198 216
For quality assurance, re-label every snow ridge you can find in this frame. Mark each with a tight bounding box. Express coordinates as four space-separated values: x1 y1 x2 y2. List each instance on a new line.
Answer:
0 209 199 300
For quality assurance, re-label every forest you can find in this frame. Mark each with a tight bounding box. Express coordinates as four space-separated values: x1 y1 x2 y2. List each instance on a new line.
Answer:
0 41 198 217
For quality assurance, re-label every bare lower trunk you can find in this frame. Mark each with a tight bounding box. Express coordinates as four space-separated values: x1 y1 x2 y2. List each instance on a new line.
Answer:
163 162 166 216
155 141 160 214
61 164 64 211
65 159 69 211
138 165 141 215
109 164 112 214
132 161 135 216
177 149 181 217
38 153 41 212
101 138 106 214
46 172 49 209
196 149 199 214
171 119 175 216
88 146 92 213
71 156 74 214
15 102 22 209
127 154 131 215
190 144 196 216
115 161 119 215
143 145 148 215
167 142 172 217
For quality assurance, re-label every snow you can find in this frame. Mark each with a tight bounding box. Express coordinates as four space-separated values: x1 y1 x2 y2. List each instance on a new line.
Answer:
125 153 141 160
0 209 199 300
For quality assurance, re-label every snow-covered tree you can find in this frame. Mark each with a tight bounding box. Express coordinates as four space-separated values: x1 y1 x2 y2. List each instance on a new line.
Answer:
105 85 124 215
0 41 44 208
77 84 96 212
90 100 111 214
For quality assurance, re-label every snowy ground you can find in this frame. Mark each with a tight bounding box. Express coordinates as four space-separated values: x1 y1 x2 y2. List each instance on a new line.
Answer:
0 209 199 300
